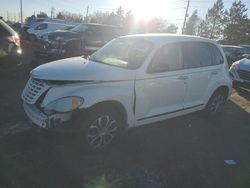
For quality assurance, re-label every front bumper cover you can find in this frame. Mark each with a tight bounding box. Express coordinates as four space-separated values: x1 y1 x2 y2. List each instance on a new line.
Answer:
23 102 72 128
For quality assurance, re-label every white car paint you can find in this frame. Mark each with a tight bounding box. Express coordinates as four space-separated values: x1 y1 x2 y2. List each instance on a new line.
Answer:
27 22 72 38
22 34 232 129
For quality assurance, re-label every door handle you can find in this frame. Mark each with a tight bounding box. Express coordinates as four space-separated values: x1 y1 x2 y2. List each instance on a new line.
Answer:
211 71 218 75
177 75 188 80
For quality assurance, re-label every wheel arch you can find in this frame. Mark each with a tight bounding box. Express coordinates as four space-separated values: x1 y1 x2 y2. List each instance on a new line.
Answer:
84 100 128 128
205 85 230 107
212 85 230 98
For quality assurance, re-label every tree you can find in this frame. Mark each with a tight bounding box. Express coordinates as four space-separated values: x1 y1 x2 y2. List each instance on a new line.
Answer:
89 11 114 25
56 12 65 19
25 15 36 24
164 24 178 33
123 10 135 34
36 12 48 18
183 10 199 35
198 0 225 39
115 6 124 26
56 11 83 22
223 0 249 44
225 0 248 24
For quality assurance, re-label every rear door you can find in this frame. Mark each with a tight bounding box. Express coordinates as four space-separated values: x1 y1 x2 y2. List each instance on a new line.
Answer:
181 41 222 109
135 43 187 125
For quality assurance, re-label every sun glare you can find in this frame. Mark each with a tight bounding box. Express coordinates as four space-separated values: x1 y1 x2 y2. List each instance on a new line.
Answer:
124 0 174 21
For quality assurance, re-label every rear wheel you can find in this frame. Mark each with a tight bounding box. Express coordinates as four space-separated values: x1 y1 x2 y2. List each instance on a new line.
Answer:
78 107 123 150
204 90 227 117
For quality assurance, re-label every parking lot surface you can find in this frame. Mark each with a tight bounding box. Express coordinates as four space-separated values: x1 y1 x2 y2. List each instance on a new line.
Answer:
0 49 250 188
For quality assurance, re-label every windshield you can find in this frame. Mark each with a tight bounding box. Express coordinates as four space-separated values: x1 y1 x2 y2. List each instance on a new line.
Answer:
89 38 153 69
71 24 88 33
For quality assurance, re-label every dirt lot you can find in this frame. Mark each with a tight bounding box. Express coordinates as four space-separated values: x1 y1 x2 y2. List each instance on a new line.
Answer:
0 49 250 188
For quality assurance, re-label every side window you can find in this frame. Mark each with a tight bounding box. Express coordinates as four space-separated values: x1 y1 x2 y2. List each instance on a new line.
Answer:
147 43 182 74
86 26 98 36
34 23 48 30
209 44 224 65
182 42 212 68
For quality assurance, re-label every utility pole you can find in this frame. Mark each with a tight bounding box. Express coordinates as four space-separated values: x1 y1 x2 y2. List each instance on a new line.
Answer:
20 0 23 24
85 5 89 22
51 7 55 19
182 0 190 34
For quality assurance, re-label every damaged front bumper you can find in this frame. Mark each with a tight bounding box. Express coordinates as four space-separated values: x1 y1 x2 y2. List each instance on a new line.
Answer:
23 102 72 129
34 40 66 60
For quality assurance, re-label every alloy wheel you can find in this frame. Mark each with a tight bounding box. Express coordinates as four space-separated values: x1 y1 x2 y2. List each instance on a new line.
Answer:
87 115 118 148
209 93 225 114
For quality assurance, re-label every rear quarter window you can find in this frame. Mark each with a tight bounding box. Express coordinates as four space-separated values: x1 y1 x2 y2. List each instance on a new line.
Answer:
182 41 213 68
208 44 224 65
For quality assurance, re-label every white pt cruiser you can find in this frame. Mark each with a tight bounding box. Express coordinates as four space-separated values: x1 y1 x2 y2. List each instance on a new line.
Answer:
22 34 232 149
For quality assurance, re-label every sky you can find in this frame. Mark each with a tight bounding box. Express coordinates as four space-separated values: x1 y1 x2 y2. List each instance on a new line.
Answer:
0 0 250 29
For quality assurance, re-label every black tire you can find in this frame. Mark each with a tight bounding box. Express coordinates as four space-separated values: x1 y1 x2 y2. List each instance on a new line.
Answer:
77 106 123 150
203 89 227 117
232 81 240 90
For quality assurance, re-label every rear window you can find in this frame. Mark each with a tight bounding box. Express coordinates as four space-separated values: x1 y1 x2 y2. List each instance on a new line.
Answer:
182 42 213 68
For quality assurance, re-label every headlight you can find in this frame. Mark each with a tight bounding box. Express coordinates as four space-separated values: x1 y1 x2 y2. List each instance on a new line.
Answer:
230 63 239 71
229 63 239 80
43 96 84 114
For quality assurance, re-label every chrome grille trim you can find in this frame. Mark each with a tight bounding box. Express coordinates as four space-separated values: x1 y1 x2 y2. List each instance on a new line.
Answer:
238 69 250 81
22 78 50 104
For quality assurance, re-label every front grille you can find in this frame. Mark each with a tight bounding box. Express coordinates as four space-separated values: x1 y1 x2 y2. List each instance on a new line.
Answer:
22 78 50 104
238 69 250 81
48 34 56 41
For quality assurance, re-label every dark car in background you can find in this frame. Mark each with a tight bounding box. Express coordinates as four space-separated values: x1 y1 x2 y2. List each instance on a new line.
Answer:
221 45 245 67
34 23 121 60
240 45 250 55
229 54 250 89
0 18 22 64
39 25 75 42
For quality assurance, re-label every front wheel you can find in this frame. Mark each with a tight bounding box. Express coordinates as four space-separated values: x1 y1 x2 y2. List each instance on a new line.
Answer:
78 107 123 150
204 90 227 117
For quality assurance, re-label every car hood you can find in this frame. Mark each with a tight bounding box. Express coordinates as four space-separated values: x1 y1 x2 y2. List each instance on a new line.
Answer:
48 30 79 41
234 58 250 71
31 56 135 82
